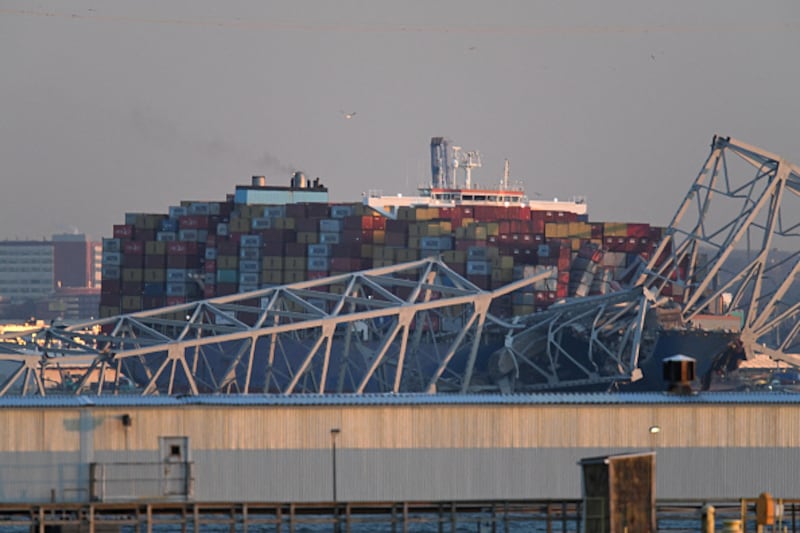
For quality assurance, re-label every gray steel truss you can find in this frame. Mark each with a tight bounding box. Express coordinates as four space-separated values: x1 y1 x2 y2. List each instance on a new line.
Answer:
0 257 550 396
495 134 800 391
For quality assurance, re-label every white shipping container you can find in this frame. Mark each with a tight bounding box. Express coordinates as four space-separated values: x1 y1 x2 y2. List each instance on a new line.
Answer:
102 238 121 253
102 252 121 266
156 232 177 242
319 232 341 244
101 265 120 280
240 259 260 273
169 206 189 218
239 272 259 285
240 235 262 248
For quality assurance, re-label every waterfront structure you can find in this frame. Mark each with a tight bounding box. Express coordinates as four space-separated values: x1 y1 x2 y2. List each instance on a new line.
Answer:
0 393 798 504
0 234 101 320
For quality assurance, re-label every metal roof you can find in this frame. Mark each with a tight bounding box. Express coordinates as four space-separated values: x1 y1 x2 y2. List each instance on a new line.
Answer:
1 391 800 409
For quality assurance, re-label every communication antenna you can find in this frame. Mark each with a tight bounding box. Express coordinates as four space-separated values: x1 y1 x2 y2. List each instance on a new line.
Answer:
461 150 481 189
503 159 510 190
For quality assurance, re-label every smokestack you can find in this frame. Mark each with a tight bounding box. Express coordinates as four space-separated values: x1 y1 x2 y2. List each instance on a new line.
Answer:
663 354 696 395
252 176 266 187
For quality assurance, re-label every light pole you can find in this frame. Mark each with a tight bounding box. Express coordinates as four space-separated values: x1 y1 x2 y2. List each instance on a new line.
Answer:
330 428 341 502
331 428 341 533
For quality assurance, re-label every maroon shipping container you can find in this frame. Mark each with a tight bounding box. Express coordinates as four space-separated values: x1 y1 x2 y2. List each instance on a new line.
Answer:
100 293 121 307
284 242 307 257
167 255 201 269
330 257 365 272
384 231 406 247
216 283 238 296
121 281 143 295
285 204 307 218
307 270 329 281
385 219 409 233
332 244 363 258
121 254 144 268
113 224 135 239
123 240 145 255
217 239 239 256
305 203 329 218
203 286 216 299
166 296 187 306
144 255 166 269
167 241 203 255
204 260 217 273
341 230 368 245
178 215 210 230
295 217 319 232
101 280 121 294
256 228 297 243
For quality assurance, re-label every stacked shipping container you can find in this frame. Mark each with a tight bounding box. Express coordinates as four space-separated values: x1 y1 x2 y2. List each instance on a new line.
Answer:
100 189 669 319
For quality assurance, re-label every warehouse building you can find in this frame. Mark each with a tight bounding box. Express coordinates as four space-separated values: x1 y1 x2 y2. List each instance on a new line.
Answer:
0 393 797 504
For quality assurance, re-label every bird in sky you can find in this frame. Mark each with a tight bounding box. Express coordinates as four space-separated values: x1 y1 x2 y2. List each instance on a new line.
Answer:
341 111 356 119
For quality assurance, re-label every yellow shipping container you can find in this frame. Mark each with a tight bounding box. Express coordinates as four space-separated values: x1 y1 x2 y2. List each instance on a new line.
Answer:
144 269 166 283
145 241 167 255
261 270 283 285
604 222 629 237
492 268 513 283
122 296 142 310
396 249 419 262
273 217 296 230
217 256 239 270
99 305 120 318
284 257 306 271
442 250 466 265
297 232 318 244
262 257 284 270
122 268 143 283
284 270 307 283
499 256 514 269
372 230 385 245
361 244 373 258
486 222 500 237
228 217 251 233
408 237 420 249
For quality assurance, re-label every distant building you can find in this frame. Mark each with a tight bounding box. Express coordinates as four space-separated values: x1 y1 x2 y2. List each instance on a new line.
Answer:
0 234 102 320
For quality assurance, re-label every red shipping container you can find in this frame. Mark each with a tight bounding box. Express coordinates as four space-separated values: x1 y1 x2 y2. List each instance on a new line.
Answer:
203 286 216 299
101 279 121 294
178 215 210 230
626 223 651 238
166 296 187 306
167 241 202 255
307 270 329 281
113 224 135 239
123 240 145 255
206 234 217 247
205 260 217 273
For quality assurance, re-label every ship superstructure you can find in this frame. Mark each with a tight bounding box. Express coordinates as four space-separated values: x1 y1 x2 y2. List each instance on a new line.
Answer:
365 137 587 218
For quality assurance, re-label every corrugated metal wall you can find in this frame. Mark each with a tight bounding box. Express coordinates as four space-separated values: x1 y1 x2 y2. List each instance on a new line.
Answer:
1 402 799 502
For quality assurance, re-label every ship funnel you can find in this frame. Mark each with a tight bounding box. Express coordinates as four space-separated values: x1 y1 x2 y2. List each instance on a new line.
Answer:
663 354 696 395
291 171 307 188
252 176 266 187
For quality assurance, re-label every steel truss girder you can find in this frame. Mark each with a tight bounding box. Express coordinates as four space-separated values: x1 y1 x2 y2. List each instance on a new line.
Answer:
636 135 800 367
0 257 550 396
490 287 663 392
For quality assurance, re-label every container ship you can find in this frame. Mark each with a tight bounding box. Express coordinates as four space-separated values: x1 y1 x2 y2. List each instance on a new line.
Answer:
97 137 742 393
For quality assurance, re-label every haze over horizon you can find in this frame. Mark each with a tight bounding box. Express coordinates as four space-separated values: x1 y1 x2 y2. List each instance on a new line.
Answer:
2 1 799 240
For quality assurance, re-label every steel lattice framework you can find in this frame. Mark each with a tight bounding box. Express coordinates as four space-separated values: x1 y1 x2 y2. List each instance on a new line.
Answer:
0 257 550 396
495 135 800 391
636 135 800 366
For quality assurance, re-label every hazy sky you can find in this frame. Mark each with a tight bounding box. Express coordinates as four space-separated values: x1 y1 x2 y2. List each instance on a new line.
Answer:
2 1 799 240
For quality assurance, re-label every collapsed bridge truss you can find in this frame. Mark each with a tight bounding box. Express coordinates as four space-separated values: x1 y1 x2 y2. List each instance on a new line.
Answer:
0 258 548 396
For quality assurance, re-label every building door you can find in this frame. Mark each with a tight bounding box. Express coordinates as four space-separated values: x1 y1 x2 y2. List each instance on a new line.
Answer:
160 436 190 497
